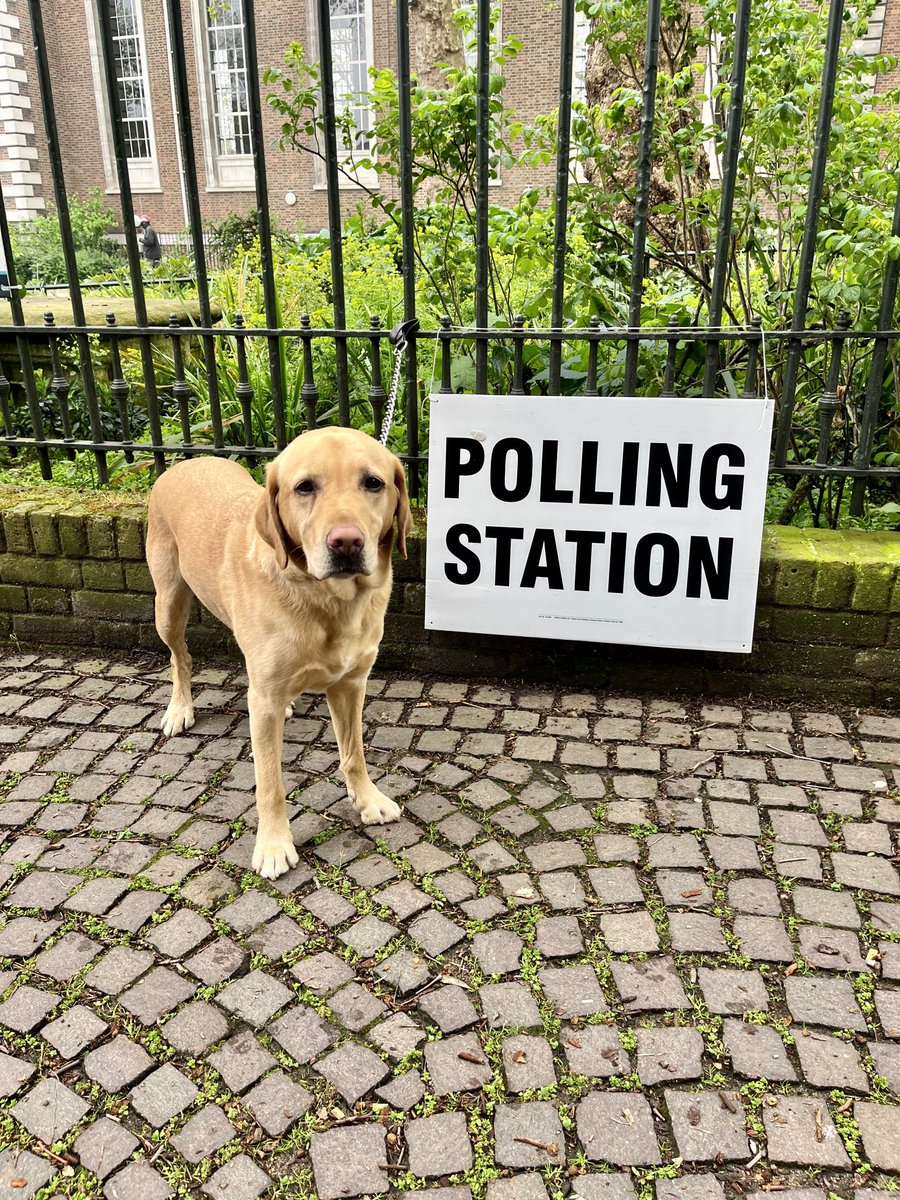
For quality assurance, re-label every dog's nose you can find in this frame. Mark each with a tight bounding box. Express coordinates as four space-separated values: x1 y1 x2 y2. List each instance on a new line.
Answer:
327 524 365 557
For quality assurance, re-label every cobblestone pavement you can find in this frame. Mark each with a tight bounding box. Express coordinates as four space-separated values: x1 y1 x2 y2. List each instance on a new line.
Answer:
1 647 900 1200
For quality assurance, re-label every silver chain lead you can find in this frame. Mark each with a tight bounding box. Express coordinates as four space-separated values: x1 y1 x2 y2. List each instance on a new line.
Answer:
379 342 406 446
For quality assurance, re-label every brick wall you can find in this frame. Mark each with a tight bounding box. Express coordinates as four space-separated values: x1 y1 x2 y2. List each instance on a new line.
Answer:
12 0 558 240
1 486 898 706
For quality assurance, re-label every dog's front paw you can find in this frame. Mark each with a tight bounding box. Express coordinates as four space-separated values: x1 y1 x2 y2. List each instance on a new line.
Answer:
357 791 402 825
252 831 300 880
161 702 195 738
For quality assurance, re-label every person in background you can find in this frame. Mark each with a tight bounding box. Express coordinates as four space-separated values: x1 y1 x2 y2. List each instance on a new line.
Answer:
136 215 162 269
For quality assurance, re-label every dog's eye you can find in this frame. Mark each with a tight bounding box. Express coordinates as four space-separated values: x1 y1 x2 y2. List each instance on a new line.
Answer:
363 476 384 492
295 479 316 495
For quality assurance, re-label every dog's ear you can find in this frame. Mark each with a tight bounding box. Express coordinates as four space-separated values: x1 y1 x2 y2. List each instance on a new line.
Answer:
393 459 412 560
254 460 290 569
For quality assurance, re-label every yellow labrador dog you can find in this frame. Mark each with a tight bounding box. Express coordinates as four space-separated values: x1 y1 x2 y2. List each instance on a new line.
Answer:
146 427 411 880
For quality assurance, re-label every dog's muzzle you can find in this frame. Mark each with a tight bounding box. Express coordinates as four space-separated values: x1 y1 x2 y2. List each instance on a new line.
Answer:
324 524 368 577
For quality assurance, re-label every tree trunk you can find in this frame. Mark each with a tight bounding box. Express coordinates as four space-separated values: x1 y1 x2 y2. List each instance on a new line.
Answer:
410 0 464 88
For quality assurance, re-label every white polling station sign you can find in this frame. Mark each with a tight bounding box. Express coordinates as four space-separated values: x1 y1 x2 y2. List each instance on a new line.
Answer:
425 394 775 653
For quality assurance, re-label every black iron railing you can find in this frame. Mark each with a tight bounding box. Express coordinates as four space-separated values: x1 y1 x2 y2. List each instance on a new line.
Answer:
0 0 898 516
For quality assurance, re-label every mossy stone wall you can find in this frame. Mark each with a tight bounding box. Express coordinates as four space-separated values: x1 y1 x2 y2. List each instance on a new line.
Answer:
1 484 898 705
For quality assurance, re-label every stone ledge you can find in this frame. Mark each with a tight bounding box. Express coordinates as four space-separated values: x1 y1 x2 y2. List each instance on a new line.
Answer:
0 486 897 703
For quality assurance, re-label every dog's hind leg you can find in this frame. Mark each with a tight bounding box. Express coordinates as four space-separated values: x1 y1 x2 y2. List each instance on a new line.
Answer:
147 516 196 738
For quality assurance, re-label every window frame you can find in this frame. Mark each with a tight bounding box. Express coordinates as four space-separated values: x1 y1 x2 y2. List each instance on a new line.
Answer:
191 0 255 191
308 0 377 190
85 0 160 193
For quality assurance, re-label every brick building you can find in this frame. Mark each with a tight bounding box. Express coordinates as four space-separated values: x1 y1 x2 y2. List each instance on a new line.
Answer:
0 0 896 238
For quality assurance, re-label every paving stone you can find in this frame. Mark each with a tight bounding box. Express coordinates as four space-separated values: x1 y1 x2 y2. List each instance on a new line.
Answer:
424 1031 493 1095
486 1177 549 1200
855 1101 900 1171
697 967 768 1015
473 929 523 975
410 910 466 955
576 1092 661 1164
875 988 900 1035
247 913 306 959
170 1104 237 1163
635 1027 703 1085
793 886 861 929
201 1155 271 1200
310 1125 388 1197
587 866 644 904
795 1030 868 1091
539 870 587 910
292 950 356 996
562 1024 630 1077
666 1089 749 1162
569 1177 638 1200
733 915 794 963
270 1005 339 1064
145 909 213 958
723 1019 797 1081
494 1100 566 1167
130 1062 199 1128
162 1000 229 1055
0 1147 55 1198
244 1071 313 1136
377 879 432 919
84 1033 154 1092
339 914 399 956
218 890 281 933
481 982 543 1029
419 984 479 1033
316 1041 390 1103
328 980 389 1029
599 910 659 953
728 878 781 916
833 852 900 895
105 888 170 933
187 936 248 985
369 1012 426 1060
785 976 867 1031
375 1069 426 1111
668 913 728 953
655 1177 725 1200
5 869 80 910
534 915 584 957
406 1111 473 1178
13 1076 89 1143
209 1028 277 1092
41 1003 108 1058
502 1034 557 1092
64 877 129 916
656 870 713 909
610 957 689 1013
103 1161 174 1200
0 1049 36 1098
763 1096 850 1167
538 965 608 1018
0 916 60 957
870 1041 900 1090
798 925 868 971
119 965 195 1024
75 1116 140 1179
216 969 293 1026
0 985 57 1033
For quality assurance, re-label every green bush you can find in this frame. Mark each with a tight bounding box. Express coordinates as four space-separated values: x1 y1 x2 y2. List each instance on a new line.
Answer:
10 190 122 285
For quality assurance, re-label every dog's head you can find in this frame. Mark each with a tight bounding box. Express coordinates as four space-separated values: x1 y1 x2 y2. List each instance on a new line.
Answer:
255 426 412 578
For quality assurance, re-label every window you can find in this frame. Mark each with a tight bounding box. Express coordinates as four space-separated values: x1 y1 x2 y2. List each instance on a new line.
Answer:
109 0 153 158
206 0 253 156
85 0 160 191
330 0 372 154
307 0 376 187
192 0 253 188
